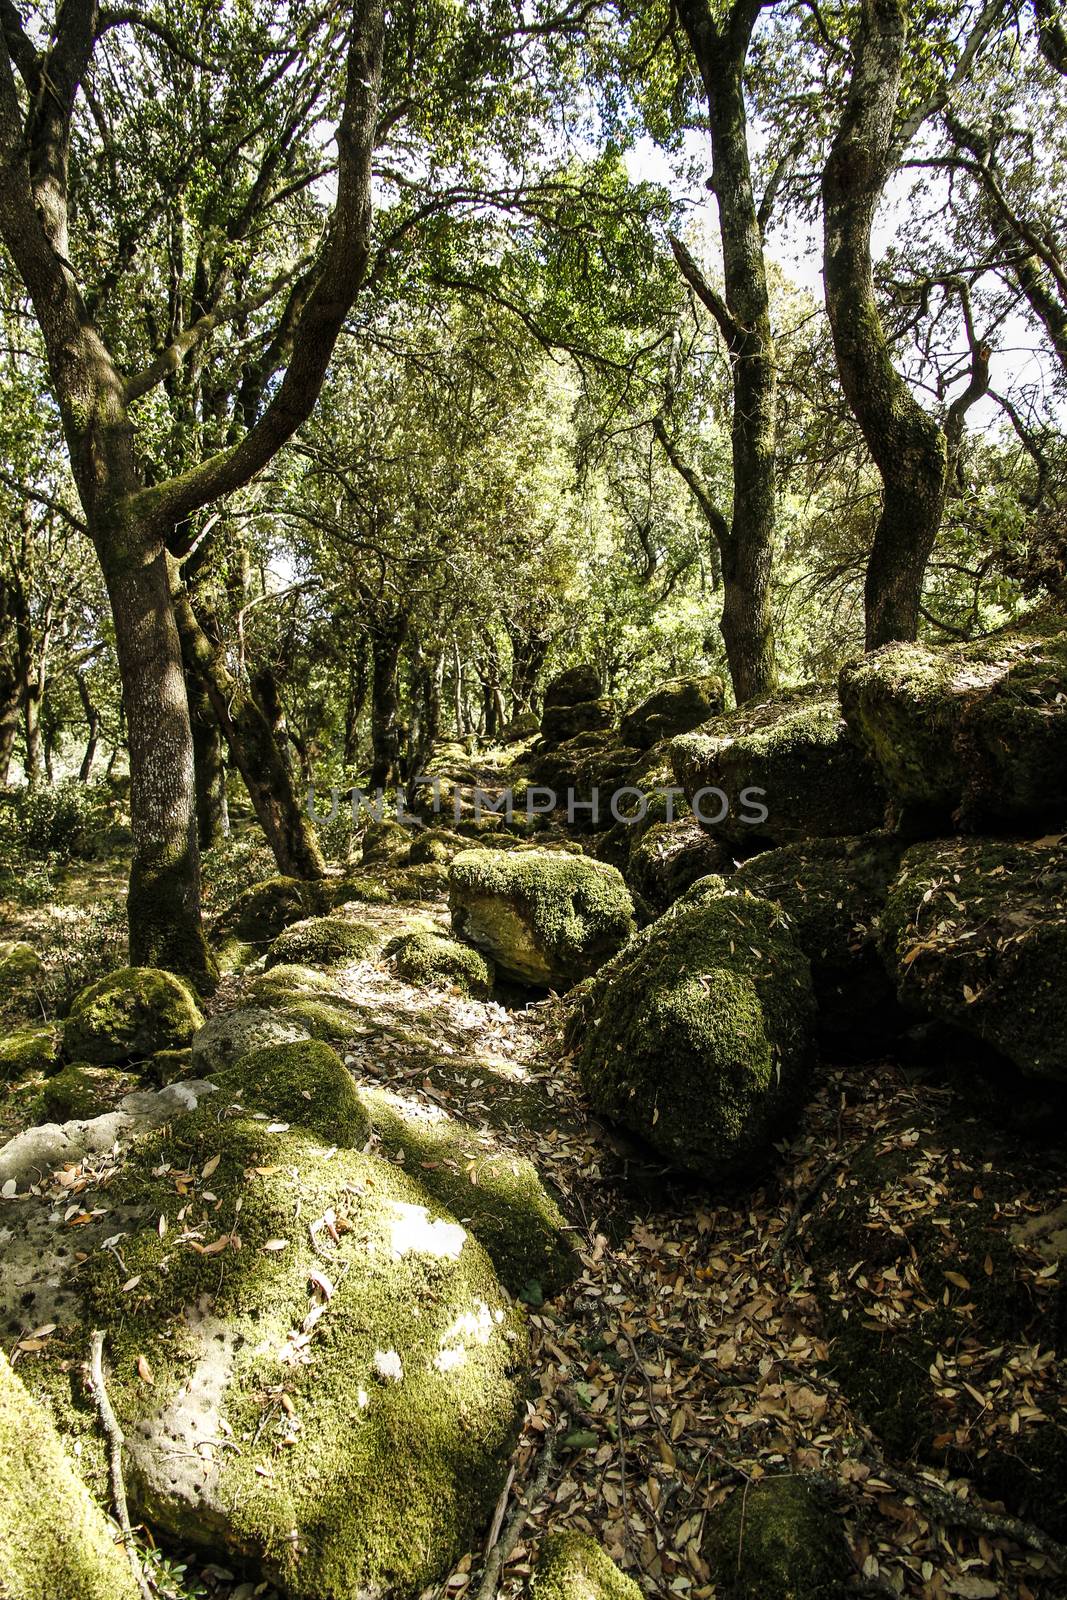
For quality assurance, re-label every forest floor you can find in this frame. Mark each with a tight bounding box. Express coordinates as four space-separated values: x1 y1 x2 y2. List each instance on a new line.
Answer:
4 832 1067 1600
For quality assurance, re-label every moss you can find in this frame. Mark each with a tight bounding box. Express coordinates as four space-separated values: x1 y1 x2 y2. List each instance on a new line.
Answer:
323 873 396 908
213 1039 370 1147
569 890 816 1182
76 1107 527 1598
670 688 887 847
407 829 464 865
881 837 1067 1079
702 1477 850 1599
627 820 732 914
265 915 381 970
449 849 635 988
150 1046 194 1084
363 1086 577 1298
32 1063 114 1122
191 1007 311 1074
246 963 342 1006
387 931 495 999
528 733 643 835
215 876 325 942
531 1531 642 1599
383 862 450 902
541 696 615 744
0 940 45 1016
360 818 415 865
620 674 726 750
0 1022 61 1082
63 966 203 1065
0 1352 141 1600
280 996 371 1045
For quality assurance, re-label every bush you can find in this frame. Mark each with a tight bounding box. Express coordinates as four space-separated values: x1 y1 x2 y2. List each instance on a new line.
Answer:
4 781 117 863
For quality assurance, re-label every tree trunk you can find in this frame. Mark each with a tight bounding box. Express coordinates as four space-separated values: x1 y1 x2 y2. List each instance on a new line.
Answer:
173 584 326 878
75 670 101 782
188 677 228 849
0 675 18 785
342 636 369 769
369 613 408 790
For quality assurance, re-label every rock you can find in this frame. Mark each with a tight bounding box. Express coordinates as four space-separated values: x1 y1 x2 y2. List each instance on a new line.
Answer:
500 710 541 742
322 874 395 908
0 1021 60 1081
0 1351 141 1600
881 837 1067 1079
387 930 496 999
277 996 373 1045
733 834 906 1043
671 689 888 847
449 849 636 988
627 820 734 914
407 828 465 864
191 1008 311 1074
541 696 615 744
215 875 325 943
245 963 347 1006
384 862 450 902
63 967 203 1065
264 915 380 969
702 1477 850 1599
364 1086 577 1298
839 610 1067 830
150 1046 195 1084
16 1103 526 1599
543 664 602 708
620 674 726 749
528 732 644 833
0 940 45 1014
33 1063 118 1123
212 1039 370 1148
530 1530 642 1600
360 818 414 865
568 888 816 1182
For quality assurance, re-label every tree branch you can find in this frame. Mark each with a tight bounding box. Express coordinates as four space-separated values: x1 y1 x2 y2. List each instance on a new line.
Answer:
668 233 738 343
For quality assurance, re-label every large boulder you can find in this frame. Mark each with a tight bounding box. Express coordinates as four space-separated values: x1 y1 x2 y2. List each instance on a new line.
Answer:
265 915 380 969
702 1477 850 1600
531 1531 642 1600
64 967 203 1065
386 929 496 999
627 819 734 914
881 837 1067 1080
671 689 888 847
568 887 816 1182
449 848 636 988
191 1007 311 1074
620 674 726 749
1 1100 526 1600
541 697 615 745
215 875 324 944
732 834 906 1042
839 610 1067 830
543 663 602 708
212 1038 371 1148
0 1351 141 1600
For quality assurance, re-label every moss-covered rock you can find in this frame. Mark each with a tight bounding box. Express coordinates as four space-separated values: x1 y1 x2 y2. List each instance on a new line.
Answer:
63 967 203 1066
192 1008 311 1074
265 915 380 970
279 996 371 1045
0 1021 61 1081
407 828 465 865
541 696 615 744
881 837 1067 1079
733 834 906 1043
544 664 602 707
32 1063 117 1123
323 873 396 908
531 1531 642 1600
0 939 45 1016
839 610 1067 830
620 675 726 750
568 890 816 1182
384 862 450 902
671 689 888 847
387 930 496 999
360 818 415 865
702 1477 850 1599
215 875 325 943
246 963 346 1007
450 849 636 988
0 1350 141 1600
213 1039 370 1148
364 1086 576 1298
529 732 642 833
72 1108 526 1598
627 819 734 914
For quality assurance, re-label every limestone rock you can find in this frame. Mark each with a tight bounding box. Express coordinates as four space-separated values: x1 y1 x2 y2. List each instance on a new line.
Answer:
191 1007 311 1074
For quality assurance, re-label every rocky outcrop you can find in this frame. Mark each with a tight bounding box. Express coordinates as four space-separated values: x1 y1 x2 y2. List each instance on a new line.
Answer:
568 887 816 1182
449 848 636 988
63 967 203 1065
620 674 725 749
540 664 614 744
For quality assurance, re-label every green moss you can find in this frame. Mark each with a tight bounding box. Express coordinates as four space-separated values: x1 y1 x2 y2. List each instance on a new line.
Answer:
32 1063 114 1122
569 890 815 1182
63 966 203 1065
324 874 396 908
364 1087 577 1298
215 876 325 942
620 674 725 750
0 1353 141 1600
246 963 342 1006
449 849 635 988
265 915 381 970
627 820 731 914
881 837 1067 1079
0 940 45 1016
387 931 495 999
280 996 371 1044
702 1477 850 1599
531 1531 642 1600
77 1108 527 1598
360 819 415 865
150 1046 194 1084
407 829 464 865
213 1039 370 1147
0 1022 61 1081
384 862 450 901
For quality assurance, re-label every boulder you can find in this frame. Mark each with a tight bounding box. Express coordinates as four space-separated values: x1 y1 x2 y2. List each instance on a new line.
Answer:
360 818 414 865
881 837 1067 1079
530 1531 642 1600
528 732 644 833
407 828 465 864
0 940 45 1014
63 967 203 1065
702 1477 850 1600
733 834 906 1042
450 848 636 988
627 820 734 914
387 930 496 999
265 915 380 969
839 610 1067 830
33 1063 120 1123
191 1007 311 1074
568 888 816 1182
671 689 888 847
0 1351 141 1600
620 674 726 749
0 1021 60 1080
543 663 602 708
246 962 350 1007
541 697 615 744
212 1039 370 1148
500 710 541 742
215 875 324 943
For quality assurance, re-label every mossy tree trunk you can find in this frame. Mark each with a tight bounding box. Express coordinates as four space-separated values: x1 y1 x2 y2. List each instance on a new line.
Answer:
187 675 228 849
369 610 408 790
75 668 101 782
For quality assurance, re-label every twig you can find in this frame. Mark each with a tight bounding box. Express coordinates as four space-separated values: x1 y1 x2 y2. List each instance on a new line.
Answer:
88 1329 154 1600
861 1458 1067 1568
474 1428 557 1600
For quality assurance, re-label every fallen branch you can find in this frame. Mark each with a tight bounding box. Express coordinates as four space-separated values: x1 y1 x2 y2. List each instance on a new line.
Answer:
474 1427 557 1600
88 1329 154 1600
862 1458 1067 1568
